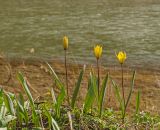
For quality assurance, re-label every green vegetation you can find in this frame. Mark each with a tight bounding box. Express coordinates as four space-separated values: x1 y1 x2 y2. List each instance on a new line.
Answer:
0 64 159 130
0 37 159 129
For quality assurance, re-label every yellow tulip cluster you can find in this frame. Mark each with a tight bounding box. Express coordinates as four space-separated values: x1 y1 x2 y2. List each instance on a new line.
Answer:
93 45 126 64
63 36 127 64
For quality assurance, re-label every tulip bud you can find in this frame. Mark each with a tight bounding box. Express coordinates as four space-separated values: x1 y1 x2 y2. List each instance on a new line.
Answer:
94 45 102 59
116 51 127 64
63 36 68 50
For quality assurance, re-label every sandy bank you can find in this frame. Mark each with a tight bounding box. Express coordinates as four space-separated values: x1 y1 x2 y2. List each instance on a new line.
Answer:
0 57 160 114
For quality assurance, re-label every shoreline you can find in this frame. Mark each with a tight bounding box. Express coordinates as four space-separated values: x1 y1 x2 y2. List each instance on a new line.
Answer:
0 57 160 113
4 55 160 72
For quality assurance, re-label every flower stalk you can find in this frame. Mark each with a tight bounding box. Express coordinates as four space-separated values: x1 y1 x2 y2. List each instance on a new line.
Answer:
94 45 102 97
121 63 125 123
97 58 100 97
121 63 125 106
65 50 70 105
63 36 70 105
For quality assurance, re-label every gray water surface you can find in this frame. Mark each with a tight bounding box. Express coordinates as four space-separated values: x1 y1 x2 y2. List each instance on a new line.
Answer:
0 0 160 68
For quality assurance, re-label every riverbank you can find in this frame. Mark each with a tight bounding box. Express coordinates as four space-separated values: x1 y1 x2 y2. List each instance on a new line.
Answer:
0 57 160 114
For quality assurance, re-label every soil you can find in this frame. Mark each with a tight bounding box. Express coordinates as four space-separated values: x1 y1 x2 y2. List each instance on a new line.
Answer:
0 56 160 114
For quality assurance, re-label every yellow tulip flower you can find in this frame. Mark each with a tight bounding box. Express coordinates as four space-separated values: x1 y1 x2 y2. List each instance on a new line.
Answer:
94 45 102 59
63 36 68 50
63 36 69 105
116 51 127 64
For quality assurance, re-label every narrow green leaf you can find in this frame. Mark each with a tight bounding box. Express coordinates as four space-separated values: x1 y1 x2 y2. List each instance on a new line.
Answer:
55 85 65 118
52 117 60 130
71 66 85 108
51 88 57 105
17 72 34 107
47 63 66 118
47 63 64 89
92 73 98 105
1 115 16 126
83 73 96 113
3 93 15 116
44 106 52 129
111 78 124 115
136 90 141 114
17 72 39 126
17 101 29 124
125 71 136 110
0 89 3 108
99 73 109 117
1 102 7 118
18 93 25 107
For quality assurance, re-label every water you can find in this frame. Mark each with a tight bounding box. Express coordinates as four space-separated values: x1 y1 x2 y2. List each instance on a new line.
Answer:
0 0 160 69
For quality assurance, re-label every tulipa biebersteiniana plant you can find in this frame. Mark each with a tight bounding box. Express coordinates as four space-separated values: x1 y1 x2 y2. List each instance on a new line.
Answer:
63 36 70 106
93 45 109 117
83 71 109 118
94 45 102 98
47 62 85 109
111 71 136 123
116 51 127 106
17 72 40 127
0 89 16 129
1 72 61 129
17 72 60 130
47 63 66 119
111 51 136 123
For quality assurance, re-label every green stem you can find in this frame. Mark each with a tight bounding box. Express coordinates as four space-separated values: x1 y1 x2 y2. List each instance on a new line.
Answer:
97 59 100 98
121 64 125 122
65 50 70 105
